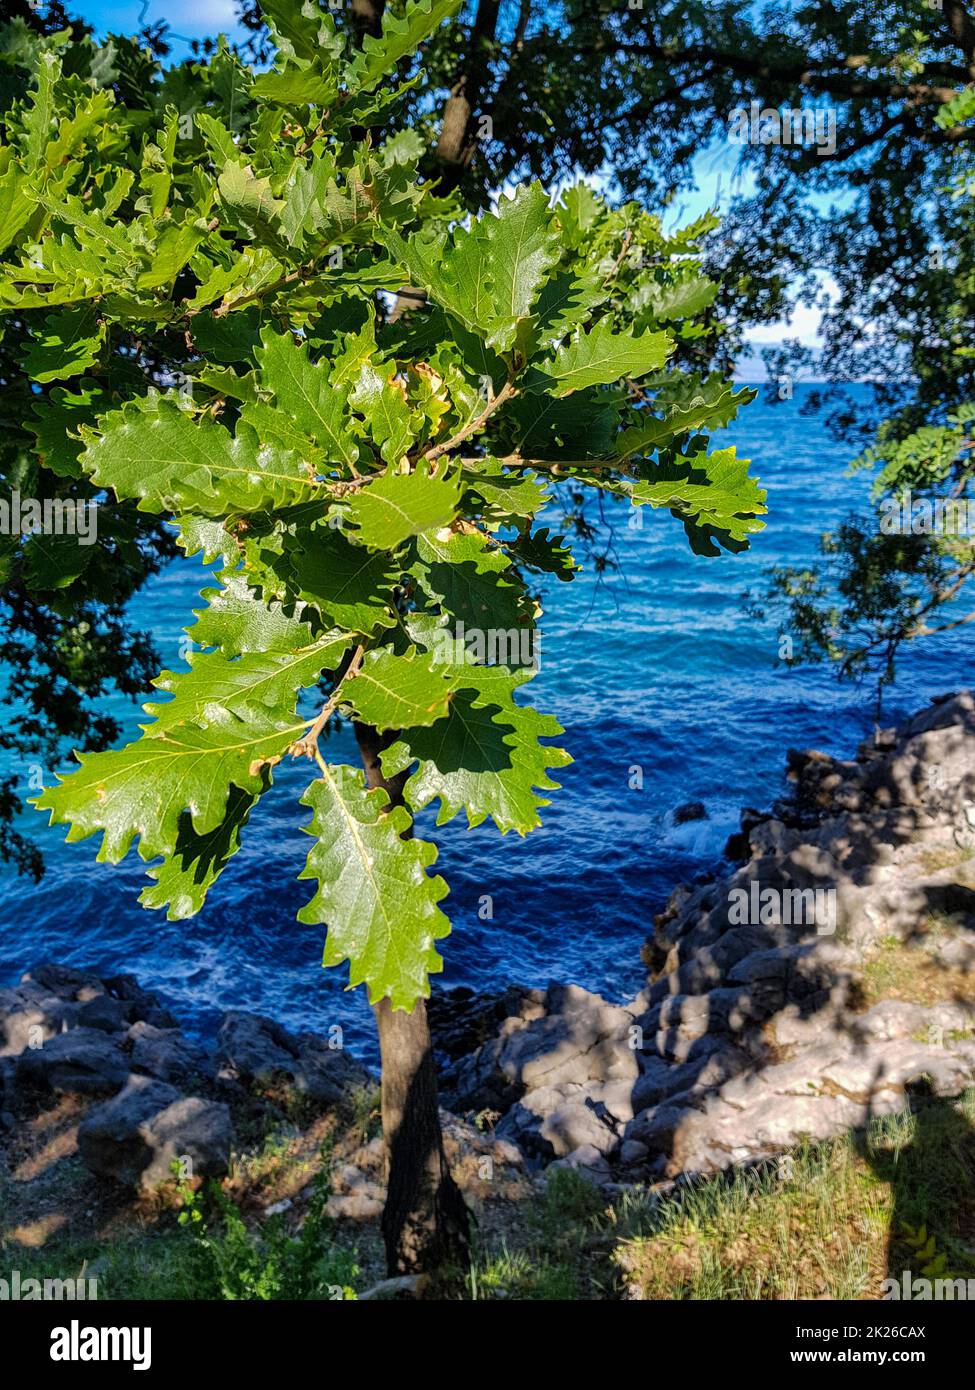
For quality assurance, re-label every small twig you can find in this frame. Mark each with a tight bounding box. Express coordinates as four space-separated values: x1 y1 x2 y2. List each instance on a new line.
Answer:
455 451 635 473
605 228 634 285
290 643 365 760
423 378 518 464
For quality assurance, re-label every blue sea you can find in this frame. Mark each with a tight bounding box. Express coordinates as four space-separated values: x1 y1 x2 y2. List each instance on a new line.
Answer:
1 385 969 1062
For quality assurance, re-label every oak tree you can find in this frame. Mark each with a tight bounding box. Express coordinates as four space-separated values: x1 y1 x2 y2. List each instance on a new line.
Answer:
2 0 764 1273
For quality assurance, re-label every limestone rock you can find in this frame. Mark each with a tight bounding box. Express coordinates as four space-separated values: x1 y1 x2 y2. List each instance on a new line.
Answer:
15 1028 129 1096
217 1010 369 1105
77 1075 232 1188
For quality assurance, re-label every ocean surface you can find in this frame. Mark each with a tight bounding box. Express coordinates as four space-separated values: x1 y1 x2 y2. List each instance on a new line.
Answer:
1 385 969 1062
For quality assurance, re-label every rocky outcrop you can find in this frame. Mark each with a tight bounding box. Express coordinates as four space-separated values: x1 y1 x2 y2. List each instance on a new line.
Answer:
14 1028 131 1096
217 1010 369 1105
77 1076 232 1188
0 964 371 1190
3 692 973 1200
431 691 975 1184
0 963 174 1059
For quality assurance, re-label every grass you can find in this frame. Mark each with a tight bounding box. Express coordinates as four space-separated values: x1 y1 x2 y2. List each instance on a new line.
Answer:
5 1092 975 1300
858 929 974 1009
613 1089 975 1300
0 1151 359 1300
4 1066 974 1300
916 846 975 876
614 1139 886 1298
462 1090 975 1300
467 1168 608 1300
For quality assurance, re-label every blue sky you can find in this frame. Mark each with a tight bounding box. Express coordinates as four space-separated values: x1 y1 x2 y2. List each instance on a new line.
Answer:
75 0 247 50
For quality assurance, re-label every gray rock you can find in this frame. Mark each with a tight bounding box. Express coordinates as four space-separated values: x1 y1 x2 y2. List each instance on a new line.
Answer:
77 1075 232 1188
498 1078 635 1160
128 1022 209 1085
18 963 177 1030
326 1191 384 1220
547 1144 612 1182
0 985 77 1056
77 995 134 1034
15 1028 129 1095
442 983 638 1114
218 1011 368 1105
934 935 975 970
22 962 106 1000
618 1139 649 1166
102 974 178 1030
632 1045 746 1111
620 691 975 1181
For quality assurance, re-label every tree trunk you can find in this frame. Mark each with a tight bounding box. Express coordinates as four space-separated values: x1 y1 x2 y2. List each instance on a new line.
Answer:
372 995 471 1275
354 722 471 1277
434 0 503 193
350 0 386 42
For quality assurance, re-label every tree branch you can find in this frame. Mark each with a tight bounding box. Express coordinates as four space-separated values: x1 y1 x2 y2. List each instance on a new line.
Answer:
422 378 518 463
290 643 365 760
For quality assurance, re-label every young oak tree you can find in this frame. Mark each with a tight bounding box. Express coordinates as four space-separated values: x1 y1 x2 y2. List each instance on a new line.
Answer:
5 0 765 1274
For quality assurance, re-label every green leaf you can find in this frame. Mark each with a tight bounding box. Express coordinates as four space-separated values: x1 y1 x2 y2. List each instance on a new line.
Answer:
80 392 321 515
510 526 578 581
410 528 525 629
297 765 450 1009
259 0 344 61
144 633 350 732
463 458 551 520
628 446 767 553
194 111 238 167
139 782 260 920
196 364 261 404
533 267 608 347
187 571 319 655
217 160 285 242
190 306 262 364
18 51 59 172
508 382 623 461
536 319 673 395
382 665 571 834
174 516 234 565
252 66 338 107
344 646 456 730
383 183 559 350
617 382 754 457
0 160 32 254
29 378 107 478
288 525 398 635
345 0 461 96
632 274 717 325
348 362 417 466
34 705 302 865
344 470 462 548
482 184 562 349
279 150 342 248
22 527 98 591
21 305 105 383
251 328 360 468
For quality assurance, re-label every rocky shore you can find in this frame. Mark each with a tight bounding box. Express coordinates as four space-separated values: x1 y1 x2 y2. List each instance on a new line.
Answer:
2 691 974 1215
